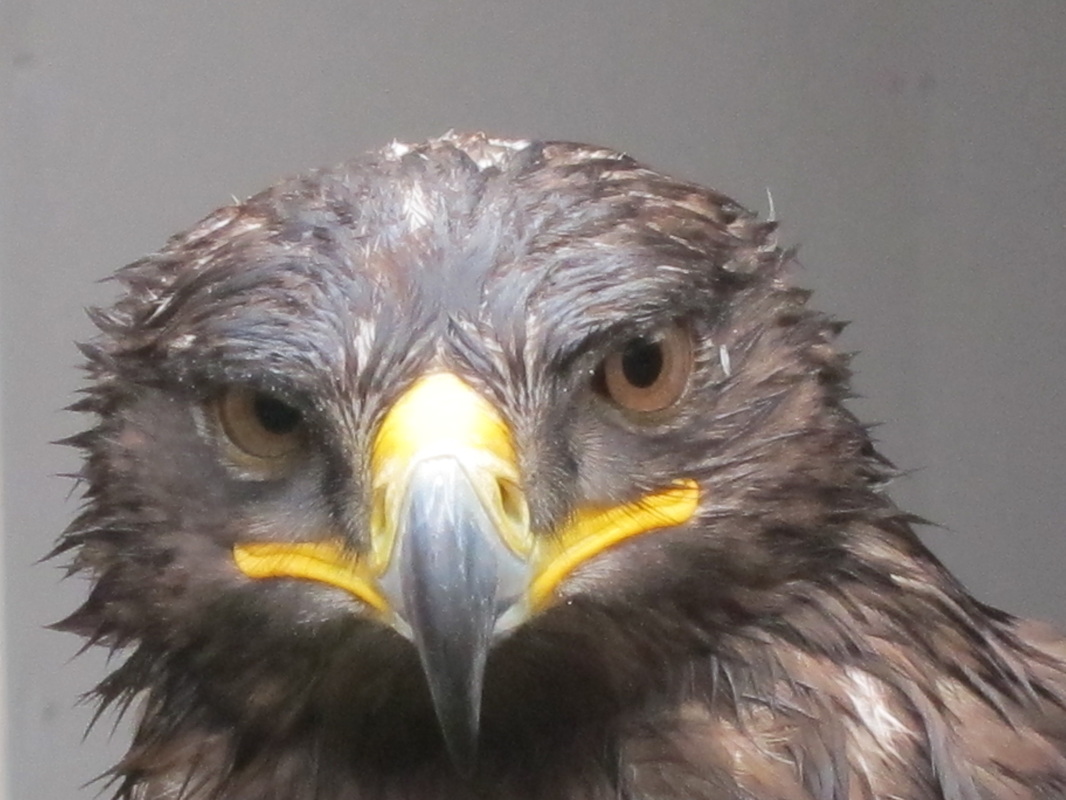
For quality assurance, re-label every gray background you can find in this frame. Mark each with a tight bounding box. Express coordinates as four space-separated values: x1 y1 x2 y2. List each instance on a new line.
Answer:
1 2 1064 797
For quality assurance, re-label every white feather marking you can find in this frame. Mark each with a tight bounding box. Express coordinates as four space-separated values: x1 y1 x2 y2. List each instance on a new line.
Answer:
765 187 776 222
385 140 412 160
351 320 375 367
485 137 531 155
844 668 909 754
232 218 264 234
169 333 197 351
401 183 434 230
466 138 532 170
718 345 732 377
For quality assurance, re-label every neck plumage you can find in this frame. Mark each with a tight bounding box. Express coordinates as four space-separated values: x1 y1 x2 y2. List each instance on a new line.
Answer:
649 546 1066 800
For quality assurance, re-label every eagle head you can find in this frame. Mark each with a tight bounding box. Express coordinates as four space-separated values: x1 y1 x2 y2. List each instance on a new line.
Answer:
55 133 1066 800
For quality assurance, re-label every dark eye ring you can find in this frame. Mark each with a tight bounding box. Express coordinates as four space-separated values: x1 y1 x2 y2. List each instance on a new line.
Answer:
595 324 694 412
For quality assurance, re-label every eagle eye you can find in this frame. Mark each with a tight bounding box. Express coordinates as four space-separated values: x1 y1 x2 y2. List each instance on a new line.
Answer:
597 324 693 412
214 387 305 463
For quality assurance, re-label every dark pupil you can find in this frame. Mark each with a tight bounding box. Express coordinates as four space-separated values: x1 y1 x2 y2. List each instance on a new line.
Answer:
253 394 302 435
621 338 664 389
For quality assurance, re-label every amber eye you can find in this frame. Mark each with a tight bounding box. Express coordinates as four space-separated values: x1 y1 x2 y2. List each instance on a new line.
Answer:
598 325 694 412
215 387 304 461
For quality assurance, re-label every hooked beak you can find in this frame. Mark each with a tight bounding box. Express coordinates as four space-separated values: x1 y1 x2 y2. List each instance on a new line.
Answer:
384 456 525 770
233 372 698 771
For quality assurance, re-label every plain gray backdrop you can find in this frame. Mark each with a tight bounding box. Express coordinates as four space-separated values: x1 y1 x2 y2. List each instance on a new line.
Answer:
1 3 1064 797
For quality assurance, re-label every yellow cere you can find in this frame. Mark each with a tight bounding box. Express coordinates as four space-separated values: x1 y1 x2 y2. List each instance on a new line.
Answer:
528 480 700 610
371 372 517 477
369 372 531 559
233 540 389 613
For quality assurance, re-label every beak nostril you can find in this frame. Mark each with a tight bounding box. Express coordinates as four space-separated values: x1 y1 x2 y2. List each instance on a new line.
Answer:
496 478 529 530
371 489 386 531
368 487 393 572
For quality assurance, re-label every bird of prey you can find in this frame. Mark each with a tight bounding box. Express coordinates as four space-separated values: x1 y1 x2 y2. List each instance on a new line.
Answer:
56 132 1066 800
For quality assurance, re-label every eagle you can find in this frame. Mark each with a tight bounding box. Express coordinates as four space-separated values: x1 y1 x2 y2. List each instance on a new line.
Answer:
56 132 1066 800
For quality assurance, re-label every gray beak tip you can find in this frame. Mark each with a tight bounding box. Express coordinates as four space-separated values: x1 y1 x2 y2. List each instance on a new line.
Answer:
389 457 522 773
